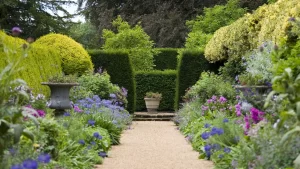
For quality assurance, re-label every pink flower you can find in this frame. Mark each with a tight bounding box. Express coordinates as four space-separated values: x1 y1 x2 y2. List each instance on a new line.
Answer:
74 105 83 113
219 96 227 103
235 104 241 116
37 110 45 117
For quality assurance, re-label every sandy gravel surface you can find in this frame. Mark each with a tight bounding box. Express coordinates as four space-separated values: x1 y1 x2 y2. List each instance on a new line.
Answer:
95 121 214 169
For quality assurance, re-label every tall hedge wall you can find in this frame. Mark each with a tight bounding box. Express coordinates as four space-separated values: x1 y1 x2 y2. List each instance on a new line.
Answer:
135 70 177 111
175 49 222 110
205 0 300 61
88 50 136 114
153 48 179 70
0 31 63 96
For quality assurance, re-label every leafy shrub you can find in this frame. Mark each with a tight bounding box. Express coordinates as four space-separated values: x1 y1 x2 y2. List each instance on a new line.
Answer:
102 16 156 71
205 0 300 61
153 48 179 70
238 41 274 85
175 49 221 109
185 0 246 50
219 58 245 83
135 70 177 111
184 72 236 103
0 31 63 96
34 33 94 75
88 50 136 114
77 72 120 100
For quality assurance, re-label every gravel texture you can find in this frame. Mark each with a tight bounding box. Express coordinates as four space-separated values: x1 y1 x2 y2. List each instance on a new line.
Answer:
95 121 214 169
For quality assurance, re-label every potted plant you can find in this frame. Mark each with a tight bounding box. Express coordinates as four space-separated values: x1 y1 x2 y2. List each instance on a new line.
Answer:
144 92 162 113
42 74 79 115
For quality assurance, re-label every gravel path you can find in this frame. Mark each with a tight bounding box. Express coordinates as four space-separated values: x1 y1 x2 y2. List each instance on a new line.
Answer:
95 121 214 169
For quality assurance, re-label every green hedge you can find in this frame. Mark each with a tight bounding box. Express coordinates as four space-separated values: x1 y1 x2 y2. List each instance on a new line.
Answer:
0 31 63 96
153 48 179 70
135 70 177 111
88 50 136 114
175 49 222 110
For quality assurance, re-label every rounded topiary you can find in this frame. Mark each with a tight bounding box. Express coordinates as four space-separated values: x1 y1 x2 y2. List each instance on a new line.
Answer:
34 33 94 75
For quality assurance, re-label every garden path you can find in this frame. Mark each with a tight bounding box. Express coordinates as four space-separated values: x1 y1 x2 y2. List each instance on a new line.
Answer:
95 121 213 169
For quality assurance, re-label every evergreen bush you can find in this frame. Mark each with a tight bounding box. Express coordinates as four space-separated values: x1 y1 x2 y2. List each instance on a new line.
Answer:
153 48 179 70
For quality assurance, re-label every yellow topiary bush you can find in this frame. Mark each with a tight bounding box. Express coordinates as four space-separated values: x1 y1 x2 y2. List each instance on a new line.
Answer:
0 31 63 96
34 33 94 75
205 0 300 62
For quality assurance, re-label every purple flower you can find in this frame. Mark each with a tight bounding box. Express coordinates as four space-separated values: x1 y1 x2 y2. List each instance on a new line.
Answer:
37 153 51 163
74 105 83 113
211 95 217 101
78 139 85 145
201 132 210 140
121 87 128 97
98 151 107 158
224 147 231 153
11 164 23 169
204 123 211 128
212 144 221 150
235 104 241 116
289 17 296 22
12 27 22 33
201 105 209 111
207 99 213 104
217 128 224 135
250 107 264 123
219 96 227 103
22 159 38 169
90 141 96 145
93 132 102 140
223 118 229 123
37 110 45 117
88 120 95 126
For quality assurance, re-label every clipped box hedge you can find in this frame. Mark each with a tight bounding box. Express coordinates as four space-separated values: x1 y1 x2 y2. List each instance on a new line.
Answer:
0 31 63 96
175 49 221 110
153 48 179 70
135 70 177 111
88 50 136 114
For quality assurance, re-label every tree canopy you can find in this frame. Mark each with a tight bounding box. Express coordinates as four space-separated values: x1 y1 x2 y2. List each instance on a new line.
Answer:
0 0 76 39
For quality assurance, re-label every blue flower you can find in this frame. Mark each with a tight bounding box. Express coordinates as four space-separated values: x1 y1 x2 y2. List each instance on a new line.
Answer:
11 164 23 169
212 144 221 150
98 151 107 158
37 153 51 163
90 141 96 145
93 132 102 140
224 147 231 153
217 128 224 135
223 118 229 123
210 127 218 135
88 120 95 126
22 159 38 169
218 154 224 159
204 144 211 152
63 112 70 116
109 94 117 99
78 139 85 145
201 132 210 140
9 148 16 156
204 123 211 128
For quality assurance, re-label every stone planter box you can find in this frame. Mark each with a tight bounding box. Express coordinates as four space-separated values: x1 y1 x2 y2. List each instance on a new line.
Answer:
144 98 161 113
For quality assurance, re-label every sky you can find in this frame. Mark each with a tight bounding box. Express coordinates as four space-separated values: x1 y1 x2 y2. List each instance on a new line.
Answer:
66 1 85 22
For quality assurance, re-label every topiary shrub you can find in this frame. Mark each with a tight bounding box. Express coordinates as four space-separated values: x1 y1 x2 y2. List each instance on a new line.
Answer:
175 49 222 110
34 33 94 75
88 49 136 114
205 0 300 62
0 31 63 96
153 48 179 70
135 70 177 111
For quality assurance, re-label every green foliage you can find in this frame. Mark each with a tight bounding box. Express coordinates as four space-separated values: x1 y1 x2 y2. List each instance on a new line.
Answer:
68 21 101 49
88 50 136 114
205 0 300 61
77 72 120 100
219 58 245 83
34 33 94 75
47 74 78 83
184 72 236 103
175 49 221 110
238 41 274 85
135 70 176 111
0 31 63 96
185 0 246 50
153 48 179 70
145 92 162 99
102 16 156 71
